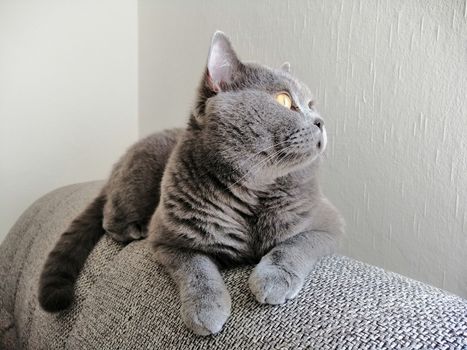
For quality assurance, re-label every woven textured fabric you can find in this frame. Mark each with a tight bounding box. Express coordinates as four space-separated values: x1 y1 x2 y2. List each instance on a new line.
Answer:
1 181 466 350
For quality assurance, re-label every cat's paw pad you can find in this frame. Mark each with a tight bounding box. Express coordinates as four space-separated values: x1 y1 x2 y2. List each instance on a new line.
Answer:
248 263 303 305
181 290 231 336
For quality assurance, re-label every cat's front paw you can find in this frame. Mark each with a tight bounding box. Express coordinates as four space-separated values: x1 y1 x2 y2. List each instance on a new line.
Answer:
249 262 304 305
181 289 231 336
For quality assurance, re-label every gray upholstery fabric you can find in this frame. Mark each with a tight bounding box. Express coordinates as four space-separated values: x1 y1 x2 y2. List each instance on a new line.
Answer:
1 181 466 350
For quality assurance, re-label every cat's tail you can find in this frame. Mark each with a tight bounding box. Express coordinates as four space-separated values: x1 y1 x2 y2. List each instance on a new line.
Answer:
38 192 107 312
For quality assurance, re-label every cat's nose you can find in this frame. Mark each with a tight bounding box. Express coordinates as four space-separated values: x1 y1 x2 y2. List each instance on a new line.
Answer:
313 117 324 131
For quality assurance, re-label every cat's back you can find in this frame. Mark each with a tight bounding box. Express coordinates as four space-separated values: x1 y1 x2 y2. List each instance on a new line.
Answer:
129 128 185 161
105 127 184 200
110 128 184 175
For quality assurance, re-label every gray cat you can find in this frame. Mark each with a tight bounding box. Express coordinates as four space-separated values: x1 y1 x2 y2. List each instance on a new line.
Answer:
38 31 344 336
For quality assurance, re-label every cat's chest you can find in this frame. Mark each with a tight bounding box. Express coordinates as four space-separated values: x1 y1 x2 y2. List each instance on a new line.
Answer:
239 194 312 259
187 184 313 264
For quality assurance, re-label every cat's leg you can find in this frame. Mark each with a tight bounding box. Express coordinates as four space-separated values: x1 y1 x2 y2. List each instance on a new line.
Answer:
155 246 231 336
102 130 183 243
249 198 344 305
249 229 339 305
103 195 151 243
102 162 163 243
105 222 147 243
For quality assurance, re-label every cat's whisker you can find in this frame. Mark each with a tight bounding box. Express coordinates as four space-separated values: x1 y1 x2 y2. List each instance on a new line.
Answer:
240 141 288 164
225 140 289 167
222 140 290 178
267 144 303 172
228 150 284 188
227 147 287 190
230 142 299 188
273 151 291 170
228 141 311 190
247 144 298 180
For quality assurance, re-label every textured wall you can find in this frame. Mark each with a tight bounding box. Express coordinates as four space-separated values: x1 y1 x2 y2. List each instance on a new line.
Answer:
139 0 467 298
0 0 138 241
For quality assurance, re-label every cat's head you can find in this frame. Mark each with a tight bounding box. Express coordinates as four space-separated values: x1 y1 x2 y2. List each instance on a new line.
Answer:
190 31 327 185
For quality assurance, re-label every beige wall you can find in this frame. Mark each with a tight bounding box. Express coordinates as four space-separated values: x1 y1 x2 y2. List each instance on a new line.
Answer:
139 0 467 297
0 1 138 240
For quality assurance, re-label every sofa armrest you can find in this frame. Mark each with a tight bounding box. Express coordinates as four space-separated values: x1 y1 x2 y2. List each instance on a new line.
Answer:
1 181 466 349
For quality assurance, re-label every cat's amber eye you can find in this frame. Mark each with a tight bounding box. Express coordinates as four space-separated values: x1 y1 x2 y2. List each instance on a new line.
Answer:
275 92 292 109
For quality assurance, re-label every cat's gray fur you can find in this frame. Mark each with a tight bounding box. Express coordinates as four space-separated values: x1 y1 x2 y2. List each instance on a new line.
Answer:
38 31 344 336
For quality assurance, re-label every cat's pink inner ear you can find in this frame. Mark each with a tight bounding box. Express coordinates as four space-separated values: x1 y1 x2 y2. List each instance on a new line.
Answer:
207 31 239 92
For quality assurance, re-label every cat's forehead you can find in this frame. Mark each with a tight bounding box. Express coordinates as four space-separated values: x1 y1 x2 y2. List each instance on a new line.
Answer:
242 62 313 101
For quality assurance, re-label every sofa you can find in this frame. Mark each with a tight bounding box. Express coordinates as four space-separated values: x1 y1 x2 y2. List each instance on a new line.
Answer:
1 181 466 349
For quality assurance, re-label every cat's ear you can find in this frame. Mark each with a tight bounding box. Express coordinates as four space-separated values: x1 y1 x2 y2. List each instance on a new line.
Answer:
280 62 291 73
206 31 241 92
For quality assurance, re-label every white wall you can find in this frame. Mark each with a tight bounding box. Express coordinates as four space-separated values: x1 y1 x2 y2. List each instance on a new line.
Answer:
0 1 138 241
139 0 467 297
